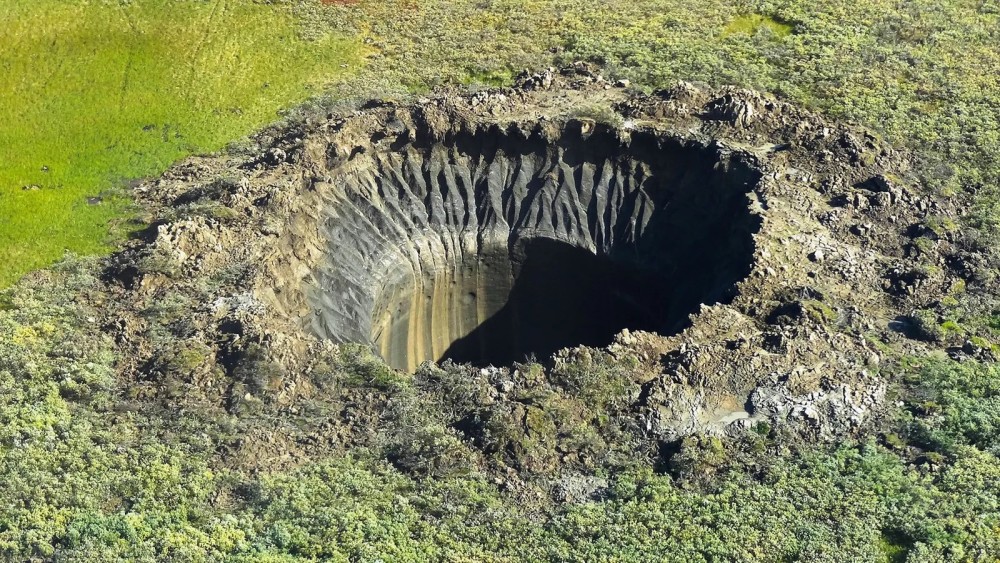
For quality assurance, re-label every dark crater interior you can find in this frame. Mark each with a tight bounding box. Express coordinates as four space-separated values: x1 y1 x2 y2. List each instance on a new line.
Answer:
311 121 763 371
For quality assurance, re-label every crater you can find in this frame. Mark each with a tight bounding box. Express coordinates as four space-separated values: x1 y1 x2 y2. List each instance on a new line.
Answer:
311 120 763 371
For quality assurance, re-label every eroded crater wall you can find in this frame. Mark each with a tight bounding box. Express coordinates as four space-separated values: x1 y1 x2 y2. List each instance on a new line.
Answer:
311 122 761 371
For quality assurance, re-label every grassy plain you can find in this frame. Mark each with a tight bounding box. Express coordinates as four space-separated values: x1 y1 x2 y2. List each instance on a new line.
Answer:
0 0 362 287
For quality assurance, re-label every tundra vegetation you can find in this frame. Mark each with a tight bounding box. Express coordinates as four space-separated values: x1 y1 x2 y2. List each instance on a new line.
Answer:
2 0 1000 561
0 0 362 287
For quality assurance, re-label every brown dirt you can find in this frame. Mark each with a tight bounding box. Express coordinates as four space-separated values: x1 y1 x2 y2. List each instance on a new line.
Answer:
99 66 968 481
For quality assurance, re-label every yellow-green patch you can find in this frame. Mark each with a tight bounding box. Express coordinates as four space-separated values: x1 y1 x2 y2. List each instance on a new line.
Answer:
722 13 794 38
0 0 365 287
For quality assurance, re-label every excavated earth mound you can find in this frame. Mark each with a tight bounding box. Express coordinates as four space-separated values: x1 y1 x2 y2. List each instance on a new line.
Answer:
104 68 963 472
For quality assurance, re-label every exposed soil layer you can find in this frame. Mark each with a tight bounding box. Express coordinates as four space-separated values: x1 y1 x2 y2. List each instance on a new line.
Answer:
314 122 761 370
102 68 966 476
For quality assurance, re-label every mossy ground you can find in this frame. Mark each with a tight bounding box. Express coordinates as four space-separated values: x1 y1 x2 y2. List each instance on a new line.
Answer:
722 13 794 38
0 0 363 287
3 0 1000 560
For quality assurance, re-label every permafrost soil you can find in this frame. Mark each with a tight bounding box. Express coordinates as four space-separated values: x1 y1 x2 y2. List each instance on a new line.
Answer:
103 68 966 473
314 120 760 371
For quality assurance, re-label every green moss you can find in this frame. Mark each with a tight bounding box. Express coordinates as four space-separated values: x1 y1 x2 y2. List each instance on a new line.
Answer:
865 333 894 354
882 433 906 450
722 14 794 38
0 0 364 288
913 236 937 255
949 279 967 295
171 345 211 374
940 295 960 308
915 263 941 278
969 335 994 350
940 319 964 337
923 216 959 236
803 300 838 324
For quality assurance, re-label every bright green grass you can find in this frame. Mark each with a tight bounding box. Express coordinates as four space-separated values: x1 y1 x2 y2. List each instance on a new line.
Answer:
722 13 794 38
0 0 364 288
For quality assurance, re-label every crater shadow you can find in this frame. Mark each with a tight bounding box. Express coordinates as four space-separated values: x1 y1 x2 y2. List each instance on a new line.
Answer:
442 238 671 366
